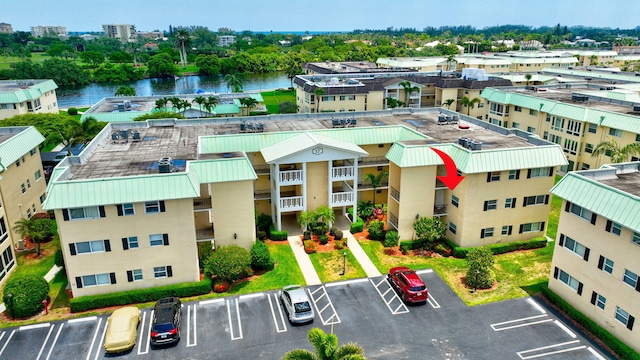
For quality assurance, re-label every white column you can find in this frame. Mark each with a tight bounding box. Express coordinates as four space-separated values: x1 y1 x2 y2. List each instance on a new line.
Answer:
270 163 276 226
327 160 333 207
352 157 359 223
302 162 307 211
274 163 283 231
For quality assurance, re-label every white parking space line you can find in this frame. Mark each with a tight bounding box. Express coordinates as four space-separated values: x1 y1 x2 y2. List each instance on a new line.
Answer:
325 278 368 287
227 299 243 340
93 320 108 360
68 316 98 324
415 269 433 274
267 293 287 333
35 324 55 360
517 340 584 359
239 293 264 300
587 347 606 360
553 320 576 338
186 304 197 347
0 330 15 357
0 332 4 344
427 293 441 309
199 299 224 306
19 323 50 331
307 286 341 325
527 298 547 314
138 310 152 355
491 314 552 331
369 278 409 315
85 317 102 360
45 323 64 360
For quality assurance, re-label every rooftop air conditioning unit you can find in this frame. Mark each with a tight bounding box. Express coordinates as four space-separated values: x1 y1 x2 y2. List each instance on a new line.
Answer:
633 105 640 112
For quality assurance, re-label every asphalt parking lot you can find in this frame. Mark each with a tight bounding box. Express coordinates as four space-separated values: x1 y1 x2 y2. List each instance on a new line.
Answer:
0 270 614 359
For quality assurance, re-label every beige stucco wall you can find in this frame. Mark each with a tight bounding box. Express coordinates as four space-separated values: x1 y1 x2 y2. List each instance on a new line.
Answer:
0 202 16 284
0 90 59 120
549 206 640 353
56 198 199 297
211 180 256 249
306 161 329 210
395 166 437 240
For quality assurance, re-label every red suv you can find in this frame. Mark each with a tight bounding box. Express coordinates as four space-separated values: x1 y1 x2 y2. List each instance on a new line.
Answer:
388 267 428 304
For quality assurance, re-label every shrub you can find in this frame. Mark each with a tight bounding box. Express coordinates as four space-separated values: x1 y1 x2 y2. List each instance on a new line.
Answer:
302 231 311 240
333 229 343 240
269 225 288 241
350 217 364 233
67 107 78 115
384 230 399 247
204 244 252 282
312 225 324 236
399 239 423 252
465 247 496 289
70 279 211 312
3 274 50 318
250 241 274 271
54 248 65 268
433 241 452 257
334 239 345 250
319 234 329 245
257 230 267 240
303 240 317 254
367 220 386 241
256 213 273 234
357 201 374 220
448 238 547 259
213 279 230 293
329 227 338 236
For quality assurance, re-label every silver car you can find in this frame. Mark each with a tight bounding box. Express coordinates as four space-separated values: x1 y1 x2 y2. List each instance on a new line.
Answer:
280 285 314 324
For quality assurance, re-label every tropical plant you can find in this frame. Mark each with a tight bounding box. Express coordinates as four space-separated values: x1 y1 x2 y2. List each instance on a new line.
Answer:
446 54 458 71
250 241 274 271
524 73 532 85
204 96 219 116
367 220 386 241
174 28 191 69
281 327 366 360
443 99 455 109
314 87 325 113
204 244 252 282
224 73 244 93
465 247 496 290
155 98 169 111
591 137 640 163
399 81 420 108
192 96 206 117
364 171 388 205
13 217 53 257
114 85 136 97
413 217 446 250
314 205 336 233
459 96 481 115
2 274 49 318
297 210 316 233
278 101 297 114
384 230 399 247
239 97 258 116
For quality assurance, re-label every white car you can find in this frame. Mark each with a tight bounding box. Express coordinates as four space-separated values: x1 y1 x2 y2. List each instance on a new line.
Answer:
280 285 314 324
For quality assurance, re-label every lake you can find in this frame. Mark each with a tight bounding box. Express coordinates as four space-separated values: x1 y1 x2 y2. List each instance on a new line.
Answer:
56 72 292 108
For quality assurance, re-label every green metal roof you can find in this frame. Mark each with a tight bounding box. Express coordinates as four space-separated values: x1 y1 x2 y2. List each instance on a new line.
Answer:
0 126 45 168
200 125 428 154
0 80 58 104
551 171 640 232
188 157 257 183
386 143 567 173
481 88 640 135
213 104 240 115
81 111 154 123
43 171 200 209
261 132 368 163
542 68 640 83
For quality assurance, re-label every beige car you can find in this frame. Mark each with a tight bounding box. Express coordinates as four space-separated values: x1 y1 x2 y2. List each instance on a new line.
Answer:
104 307 141 354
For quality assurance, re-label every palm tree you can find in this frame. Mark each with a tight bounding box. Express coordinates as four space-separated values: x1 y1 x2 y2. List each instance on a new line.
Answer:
364 171 388 205
314 88 325 113
179 99 191 115
239 97 258 116
399 81 420 108
78 116 105 145
443 99 455 109
297 210 316 233
314 205 336 233
524 73 532 86
169 97 181 112
592 137 640 163
459 96 481 115
13 218 53 257
282 327 366 360
125 41 142 67
174 29 191 69
446 54 457 71
285 64 301 89
193 96 206 117
224 73 244 93
155 98 167 111
204 96 219 117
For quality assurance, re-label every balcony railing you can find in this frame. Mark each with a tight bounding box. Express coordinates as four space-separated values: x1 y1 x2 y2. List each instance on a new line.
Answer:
389 213 399 230
253 165 270 175
390 186 400 202
331 166 354 180
357 181 389 190
193 198 212 211
331 192 353 206
280 196 303 210
279 169 303 184
196 228 215 241
254 190 271 200
433 204 447 216
358 156 389 167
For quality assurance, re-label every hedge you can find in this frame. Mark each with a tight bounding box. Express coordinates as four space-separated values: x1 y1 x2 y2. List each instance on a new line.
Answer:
399 239 424 253
540 286 640 360
2 274 49 318
346 207 365 233
69 278 212 312
269 225 288 241
446 238 547 259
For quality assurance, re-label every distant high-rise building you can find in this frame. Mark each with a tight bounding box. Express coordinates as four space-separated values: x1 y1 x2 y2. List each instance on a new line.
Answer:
0 22 13 34
31 25 67 38
102 24 137 42
218 35 236 47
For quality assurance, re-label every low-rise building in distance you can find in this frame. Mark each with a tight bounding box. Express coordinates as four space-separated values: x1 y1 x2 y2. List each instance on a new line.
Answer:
0 80 59 120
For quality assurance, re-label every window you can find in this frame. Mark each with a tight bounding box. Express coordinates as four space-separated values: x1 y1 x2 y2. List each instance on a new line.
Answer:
633 232 640 246
2 247 15 271
339 96 346 101
118 203 135 216
154 266 173 279
501 225 513 236
128 269 143 282
505 198 516 208
487 172 501 182
591 292 606 310
30 148 37 156
321 96 335 102
606 221 622 236
144 201 164 214
566 120 582 136
623 269 638 288
557 269 581 292
74 240 108 254
15 160 20 168
524 195 548 206
481 227 494 238
529 109 538 116
549 134 561 145
122 236 139 249
26 209 31 219
608 128 622 137
585 143 593 154
615 307 634 329
512 122 520 129
563 139 578 155
543 131 549 140
508 170 520 180
528 167 550 178
68 206 101 220
39 193 46 205
588 123 597 134
448 222 457 234
527 126 536 133
451 195 459 208
568 203 594 223
560 235 587 258
484 200 497 211
581 163 590 170
35 170 42 181
32 204 36 214
80 273 112 287
26 179 31 188
598 256 614 274
514 106 522 112
0 217 7 244
149 234 168 247
348 95 355 101
520 222 545 233
21 183 26 194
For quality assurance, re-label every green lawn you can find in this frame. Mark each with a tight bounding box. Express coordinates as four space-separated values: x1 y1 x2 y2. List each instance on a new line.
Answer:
261 90 296 114
177 64 199 75
0 53 81 70
309 249 367 283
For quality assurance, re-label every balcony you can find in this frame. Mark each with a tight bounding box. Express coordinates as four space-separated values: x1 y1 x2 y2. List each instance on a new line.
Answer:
433 204 447 216
358 181 389 190
388 213 398 230
193 198 212 211
435 180 448 190
280 196 303 211
331 192 354 206
331 166 354 180
196 228 215 241
358 156 389 168
390 186 400 202
279 170 303 184
253 165 270 175
254 190 271 200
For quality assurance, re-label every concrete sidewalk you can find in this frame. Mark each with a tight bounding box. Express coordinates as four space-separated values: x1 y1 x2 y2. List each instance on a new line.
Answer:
344 231 382 277
287 235 322 285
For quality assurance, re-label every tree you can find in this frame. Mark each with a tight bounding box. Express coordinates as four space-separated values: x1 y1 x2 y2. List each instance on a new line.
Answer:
79 51 105 67
147 53 177 78
174 29 192 69
278 101 297 114
443 99 455 109
54 118 83 155
297 210 316 233
114 86 136 97
203 244 251 282
193 96 206 117
224 73 244 92
524 73 532 85
446 54 458 71
250 241 274 271
125 41 142 67
459 96 480 115
13 217 53 257
78 116 107 145
204 96 219 116
591 137 640 163
281 327 366 360
314 205 336 233
155 98 169 111
285 64 302 88
364 171 388 205
465 247 496 290
413 217 446 250
239 97 258 115
2 274 49 319
399 81 420 108
314 88 325 113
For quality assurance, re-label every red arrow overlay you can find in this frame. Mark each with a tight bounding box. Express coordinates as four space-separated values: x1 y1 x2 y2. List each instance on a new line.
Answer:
431 147 464 190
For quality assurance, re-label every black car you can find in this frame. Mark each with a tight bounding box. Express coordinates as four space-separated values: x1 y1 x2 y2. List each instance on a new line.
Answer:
150 297 182 346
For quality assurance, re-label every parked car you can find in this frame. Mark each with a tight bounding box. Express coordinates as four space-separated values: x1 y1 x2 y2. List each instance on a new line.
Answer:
388 267 428 304
280 285 314 324
150 297 182 346
104 307 141 354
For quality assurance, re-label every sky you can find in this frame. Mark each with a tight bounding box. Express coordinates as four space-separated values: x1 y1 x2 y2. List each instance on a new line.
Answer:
2 0 639 33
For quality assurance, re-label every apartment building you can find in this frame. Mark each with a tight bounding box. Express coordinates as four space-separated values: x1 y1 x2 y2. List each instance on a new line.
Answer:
45 108 565 296
304 61 403 75
30 26 67 38
218 35 236 47
0 80 59 120
480 83 640 171
0 23 13 34
0 126 47 284
102 24 137 42
550 162 640 353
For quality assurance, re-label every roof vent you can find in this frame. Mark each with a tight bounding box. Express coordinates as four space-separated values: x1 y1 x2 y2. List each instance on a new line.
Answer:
158 157 173 173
